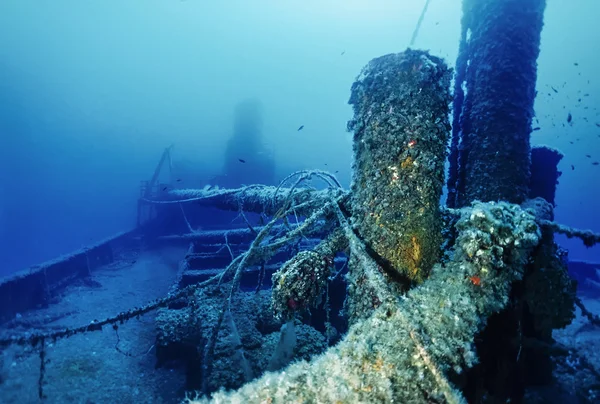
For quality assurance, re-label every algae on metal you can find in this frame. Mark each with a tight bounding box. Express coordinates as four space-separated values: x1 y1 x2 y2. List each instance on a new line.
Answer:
271 229 347 321
444 2 576 400
345 49 452 322
449 0 547 207
188 49 543 404
522 198 577 338
189 202 541 404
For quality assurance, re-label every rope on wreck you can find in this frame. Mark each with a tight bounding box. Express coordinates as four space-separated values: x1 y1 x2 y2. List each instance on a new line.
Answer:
409 0 433 47
575 297 600 327
0 274 222 349
445 208 600 329
0 194 343 352
0 274 222 402
445 208 600 248
330 196 465 404
0 182 346 402
538 219 600 247
200 173 346 394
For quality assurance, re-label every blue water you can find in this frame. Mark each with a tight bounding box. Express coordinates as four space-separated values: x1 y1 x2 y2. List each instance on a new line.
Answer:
0 1 598 274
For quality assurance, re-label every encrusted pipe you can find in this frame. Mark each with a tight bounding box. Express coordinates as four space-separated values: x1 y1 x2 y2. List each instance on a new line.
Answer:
453 0 547 206
347 49 452 285
193 202 542 404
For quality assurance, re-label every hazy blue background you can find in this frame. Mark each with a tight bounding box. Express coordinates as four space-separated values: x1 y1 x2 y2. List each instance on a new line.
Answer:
0 0 598 276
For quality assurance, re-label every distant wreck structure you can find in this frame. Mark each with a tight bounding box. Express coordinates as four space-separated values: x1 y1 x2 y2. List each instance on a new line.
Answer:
221 98 275 188
529 145 563 208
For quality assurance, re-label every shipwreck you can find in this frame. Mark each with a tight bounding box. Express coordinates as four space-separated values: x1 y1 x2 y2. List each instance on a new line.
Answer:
1 0 600 403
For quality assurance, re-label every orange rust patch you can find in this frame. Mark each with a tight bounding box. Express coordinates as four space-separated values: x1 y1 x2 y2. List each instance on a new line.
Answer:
469 276 481 286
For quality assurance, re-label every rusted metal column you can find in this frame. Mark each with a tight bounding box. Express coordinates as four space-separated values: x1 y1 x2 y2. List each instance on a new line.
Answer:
449 0 547 206
346 49 452 320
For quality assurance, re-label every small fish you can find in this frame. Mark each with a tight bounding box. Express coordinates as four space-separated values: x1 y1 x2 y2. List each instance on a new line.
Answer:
567 113 572 123
532 127 541 131
435 21 440 25
593 162 600 166
238 158 246 163
324 163 328 166
596 123 600 127
176 178 182 182
574 62 579 66
341 50 345 56
586 154 592 158
551 86 558 93
163 186 168 191
297 125 304 131
571 164 575 170
335 170 339 173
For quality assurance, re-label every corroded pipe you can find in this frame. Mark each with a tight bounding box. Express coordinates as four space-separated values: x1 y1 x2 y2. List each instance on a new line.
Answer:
347 49 452 285
451 0 547 206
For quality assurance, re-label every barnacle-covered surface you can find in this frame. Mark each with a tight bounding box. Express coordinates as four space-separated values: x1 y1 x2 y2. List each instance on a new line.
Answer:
347 49 452 293
450 0 546 207
191 202 541 404
525 249 577 332
523 199 577 337
458 197 578 402
155 186 339 218
156 285 328 394
271 229 347 321
271 251 330 320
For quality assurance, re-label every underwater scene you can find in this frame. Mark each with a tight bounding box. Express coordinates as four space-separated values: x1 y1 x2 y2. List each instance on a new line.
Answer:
1 0 600 403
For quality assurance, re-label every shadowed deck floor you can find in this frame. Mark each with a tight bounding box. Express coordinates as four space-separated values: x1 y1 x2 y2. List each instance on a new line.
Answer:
0 246 186 404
